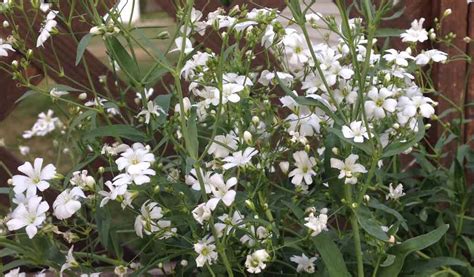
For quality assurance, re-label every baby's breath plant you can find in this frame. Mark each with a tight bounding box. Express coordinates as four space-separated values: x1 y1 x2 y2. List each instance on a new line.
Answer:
0 0 473 276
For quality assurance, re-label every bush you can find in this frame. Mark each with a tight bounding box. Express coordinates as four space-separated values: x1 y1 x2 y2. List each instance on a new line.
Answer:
0 0 473 276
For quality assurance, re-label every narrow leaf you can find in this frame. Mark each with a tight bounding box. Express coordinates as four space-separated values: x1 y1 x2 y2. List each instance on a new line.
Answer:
313 232 351 277
76 33 93 65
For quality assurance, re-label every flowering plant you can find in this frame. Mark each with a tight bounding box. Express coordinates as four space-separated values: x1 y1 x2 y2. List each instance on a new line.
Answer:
0 0 473 276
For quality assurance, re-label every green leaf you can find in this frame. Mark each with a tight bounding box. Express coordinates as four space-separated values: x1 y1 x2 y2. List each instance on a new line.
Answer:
142 64 169 86
375 28 403 38
328 127 373 155
369 199 407 230
356 206 389 241
462 236 474 260
14 90 36 104
382 118 425 158
379 224 450 276
76 33 93 65
185 110 199 159
313 232 350 277
83 124 148 142
282 201 304 220
411 257 468 274
106 36 140 84
95 204 111 250
0 248 15 258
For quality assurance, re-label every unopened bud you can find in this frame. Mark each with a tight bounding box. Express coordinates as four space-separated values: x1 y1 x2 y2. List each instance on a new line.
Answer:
252 116 260 125
332 147 339 155
7 178 12 185
443 9 452 17
393 123 400 129
388 235 396 244
243 131 252 144
78 93 87 100
3 21 9 28
180 259 188 267
98 166 105 174
363 195 370 202
279 161 290 174
156 31 170 40
464 36 472 43
245 199 256 210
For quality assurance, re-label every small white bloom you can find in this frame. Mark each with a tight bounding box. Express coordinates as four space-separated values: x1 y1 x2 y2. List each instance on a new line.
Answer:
222 147 258 170
288 151 317 186
290 253 318 273
386 183 405 200
207 133 238 158
279 161 290 174
137 101 166 124
185 169 213 193
304 209 328 237
194 236 218 267
245 249 270 274
282 30 310 66
50 87 69 98
383 49 413 67
18 145 30 156
0 38 15 57
70 170 95 190
192 202 212 225
415 49 448 65
342 121 369 143
12 158 56 197
53 187 86 220
98 180 127 207
172 37 193 54
6 195 49 239
330 154 367 184
134 201 175 239
37 10 58 47
206 174 237 210
364 87 397 119
60 246 78 276
401 18 429 43
261 24 276 48
115 143 155 175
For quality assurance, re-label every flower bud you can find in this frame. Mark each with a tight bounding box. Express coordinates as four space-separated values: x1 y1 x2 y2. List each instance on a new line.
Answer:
98 166 105 174
393 123 400 129
279 161 289 174
245 199 256 211
3 21 9 28
464 36 472 43
7 178 12 185
180 259 188 267
331 147 339 155
243 131 252 144
363 195 370 203
78 92 87 100
156 31 170 40
443 9 452 17
388 235 396 244
11 60 18 68
252 116 260 125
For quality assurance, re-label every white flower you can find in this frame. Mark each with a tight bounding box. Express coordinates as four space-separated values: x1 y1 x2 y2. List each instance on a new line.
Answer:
192 202 212 225
7 195 49 239
383 49 413 67
175 97 192 115
210 83 245 105
98 180 127 207
245 249 270 274
415 49 448 65
401 18 428 43
12 158 56 197
304 209 328 237
60 246 78 276
70 170 95 190
279 161 290 174
134 201 175 239
386 183 405 200
288 151 317 186
5 268 25 277
115 143 155 175
222 147 258 170
37 10 58 47
137 101 166 124
214 211 244 237
23 110 61 138
206 174 237 210
53 187 85 220
19 145 30 156
0 38 15 57
172 37 193 54
194 236 218 267
342 121 369 143
398 95 436 119
185 169 213 193
290 253 318 273
101 142 129 156
282 30 310 66
207 133 238 158
364 87 397 119
240 226 270 246
330 154 367 184
286 113 322 137
261 24 276 48
114 168 155 186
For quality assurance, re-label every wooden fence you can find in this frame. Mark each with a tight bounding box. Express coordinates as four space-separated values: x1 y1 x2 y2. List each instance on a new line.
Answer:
0 0 473 205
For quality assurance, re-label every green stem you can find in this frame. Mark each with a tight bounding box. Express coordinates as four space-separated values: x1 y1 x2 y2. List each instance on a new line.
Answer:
345 183 364 277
